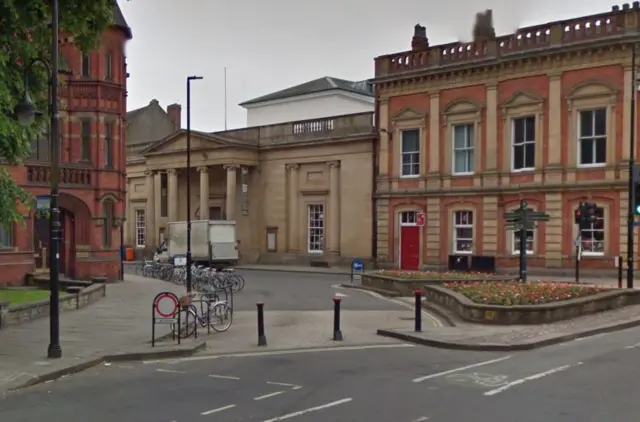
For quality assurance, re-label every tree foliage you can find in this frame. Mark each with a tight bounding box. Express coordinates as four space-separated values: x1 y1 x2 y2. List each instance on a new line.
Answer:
0 0 119 227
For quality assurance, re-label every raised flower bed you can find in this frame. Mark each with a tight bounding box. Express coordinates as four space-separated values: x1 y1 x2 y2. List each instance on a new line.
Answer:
361 270 515 296
424 281 640 325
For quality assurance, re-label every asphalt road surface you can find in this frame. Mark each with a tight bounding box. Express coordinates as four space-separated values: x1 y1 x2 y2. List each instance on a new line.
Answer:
4 324 640 422
216 270 406 312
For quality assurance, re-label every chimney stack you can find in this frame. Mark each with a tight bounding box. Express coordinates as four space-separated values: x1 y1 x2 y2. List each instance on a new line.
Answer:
167 103 182 130
411 24 429 51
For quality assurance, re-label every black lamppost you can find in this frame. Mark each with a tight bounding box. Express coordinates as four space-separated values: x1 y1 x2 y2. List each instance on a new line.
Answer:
627 42 637 289
186 75 203 293
14 0 62 358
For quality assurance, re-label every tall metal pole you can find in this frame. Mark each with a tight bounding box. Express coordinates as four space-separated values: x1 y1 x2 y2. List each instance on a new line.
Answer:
627 42 637 289
48 0 62 358
224 67 227 130
186 75 203 293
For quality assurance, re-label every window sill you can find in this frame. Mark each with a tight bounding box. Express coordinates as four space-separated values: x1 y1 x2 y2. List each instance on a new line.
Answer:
399 174 420 179
452 251 472 255
511 167 534 173
307 250 324 254
577 163 606 169
511 252 534 255
452 172 474 177
581 252 605 257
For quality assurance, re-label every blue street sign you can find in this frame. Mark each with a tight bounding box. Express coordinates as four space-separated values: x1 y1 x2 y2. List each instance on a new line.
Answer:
352 259 364 271
634 221 640 227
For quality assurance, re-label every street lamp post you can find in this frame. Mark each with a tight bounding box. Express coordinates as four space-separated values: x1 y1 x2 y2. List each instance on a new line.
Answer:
13 0 62 358
186 75 203 293
628 42 637 289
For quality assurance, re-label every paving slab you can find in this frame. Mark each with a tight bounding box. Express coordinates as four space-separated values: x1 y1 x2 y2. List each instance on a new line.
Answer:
378 303 640 351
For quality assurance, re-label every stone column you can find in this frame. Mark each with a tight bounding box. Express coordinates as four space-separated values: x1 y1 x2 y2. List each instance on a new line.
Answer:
286 164 300 251
124 177 132 245
328 161 341 254
145 170 156 247
224 164 239 220
167 168 178 222
198 166 209 220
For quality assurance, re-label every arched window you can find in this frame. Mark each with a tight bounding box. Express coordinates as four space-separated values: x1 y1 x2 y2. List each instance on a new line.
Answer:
103 200 114 248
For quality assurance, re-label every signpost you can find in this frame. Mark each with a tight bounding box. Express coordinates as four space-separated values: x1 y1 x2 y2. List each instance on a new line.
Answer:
151 291 181 347
174 254 187 267
351 258 365 283
574 236 582 284
504 200 550 282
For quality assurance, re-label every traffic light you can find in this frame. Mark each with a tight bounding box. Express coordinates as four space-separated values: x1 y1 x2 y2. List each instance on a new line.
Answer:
575 202 598 230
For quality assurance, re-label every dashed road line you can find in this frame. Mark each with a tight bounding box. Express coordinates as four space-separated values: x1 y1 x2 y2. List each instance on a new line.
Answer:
412 417 430 422
262 397 353 422
624 342 640 349
155 369 186 374
200 404 236 415
412 355 513 383
483 362 583 396
266 381 302 389
254 391 285 400
208 374 240 380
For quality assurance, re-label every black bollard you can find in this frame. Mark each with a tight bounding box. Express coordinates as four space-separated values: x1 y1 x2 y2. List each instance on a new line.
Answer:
618 256 623 289
414 290 423 332
256 302 267 346
333 297 343 341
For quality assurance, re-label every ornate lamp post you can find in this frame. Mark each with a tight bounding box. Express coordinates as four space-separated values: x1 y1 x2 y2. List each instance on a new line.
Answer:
13 0 63 359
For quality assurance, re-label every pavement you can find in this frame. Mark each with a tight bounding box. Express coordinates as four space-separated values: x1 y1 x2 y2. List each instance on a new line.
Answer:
0 269 436 394
4 327 640 421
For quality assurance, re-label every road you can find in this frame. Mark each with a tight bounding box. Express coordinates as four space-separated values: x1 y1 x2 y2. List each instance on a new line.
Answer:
227 270 404 311
4 324 640 421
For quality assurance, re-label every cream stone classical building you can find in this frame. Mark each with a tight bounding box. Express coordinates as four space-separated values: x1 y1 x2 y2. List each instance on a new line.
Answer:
125 77 375 265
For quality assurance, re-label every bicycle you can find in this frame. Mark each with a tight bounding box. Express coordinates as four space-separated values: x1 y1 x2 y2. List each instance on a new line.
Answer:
171 292 232 338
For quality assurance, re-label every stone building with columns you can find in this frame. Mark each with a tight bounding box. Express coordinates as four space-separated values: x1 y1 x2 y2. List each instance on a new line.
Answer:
372 6 640 272
125 78 375 265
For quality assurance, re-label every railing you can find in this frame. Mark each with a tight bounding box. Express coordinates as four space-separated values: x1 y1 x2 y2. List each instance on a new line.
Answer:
375 9 628 77
26 164 92 186
216 112 375 147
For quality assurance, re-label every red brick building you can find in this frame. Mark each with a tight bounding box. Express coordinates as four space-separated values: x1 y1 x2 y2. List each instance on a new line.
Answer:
0 3 132 285
372 5 640 273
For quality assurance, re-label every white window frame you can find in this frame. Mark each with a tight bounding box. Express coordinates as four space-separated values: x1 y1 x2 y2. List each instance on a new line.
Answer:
452 124 474 175
511 116 536 172
135 209 146 248
452 211 473 254
400 129 420 178
580 206 605 256
577 108 607 168
512 229 534 255
307 204 324 253
400 211 418 226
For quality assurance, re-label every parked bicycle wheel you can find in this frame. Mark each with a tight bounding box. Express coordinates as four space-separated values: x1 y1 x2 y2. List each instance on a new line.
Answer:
228 274 245 292
171 308 196 338
209 302 232 332
142 265 153 278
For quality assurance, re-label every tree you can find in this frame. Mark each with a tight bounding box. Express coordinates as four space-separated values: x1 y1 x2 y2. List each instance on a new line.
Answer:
0 0 123 227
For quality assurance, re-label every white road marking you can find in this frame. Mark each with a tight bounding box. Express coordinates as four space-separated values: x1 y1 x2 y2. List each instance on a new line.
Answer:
412 355 513 383
332 284 443 327
201 404 236 415
155 368 185 374
262 398 353 421
147 343 415 364
266 381 302 389
334 292 348 297
483 363 583 396
624 342 640 349
412 417 430 422
254 391 285 400
209 374 240 380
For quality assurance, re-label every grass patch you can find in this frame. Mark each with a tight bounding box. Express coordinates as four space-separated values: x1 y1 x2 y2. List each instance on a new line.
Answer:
375 270 495 280
443 281 609 305
0 289 50 306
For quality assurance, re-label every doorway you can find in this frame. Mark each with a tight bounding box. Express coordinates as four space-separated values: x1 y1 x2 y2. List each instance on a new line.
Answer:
33 208 75 277
399 211 420 271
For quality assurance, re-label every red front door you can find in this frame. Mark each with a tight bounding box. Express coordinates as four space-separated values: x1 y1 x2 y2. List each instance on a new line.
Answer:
400 226 420 270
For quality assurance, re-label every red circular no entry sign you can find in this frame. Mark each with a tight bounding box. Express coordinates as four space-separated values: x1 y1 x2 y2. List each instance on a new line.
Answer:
154 293 178 318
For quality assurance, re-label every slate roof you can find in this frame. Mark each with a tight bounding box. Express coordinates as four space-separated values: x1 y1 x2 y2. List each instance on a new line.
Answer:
239 76 373 107
111 0 132 40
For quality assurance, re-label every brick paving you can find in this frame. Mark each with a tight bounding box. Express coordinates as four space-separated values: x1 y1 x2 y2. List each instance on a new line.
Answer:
380 303 640 347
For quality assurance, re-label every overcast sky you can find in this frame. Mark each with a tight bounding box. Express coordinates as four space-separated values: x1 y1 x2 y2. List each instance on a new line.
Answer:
119 0 616 132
